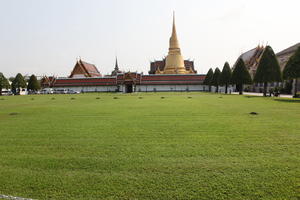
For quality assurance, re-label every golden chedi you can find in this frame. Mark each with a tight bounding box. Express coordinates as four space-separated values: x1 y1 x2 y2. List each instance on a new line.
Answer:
157 13 191 74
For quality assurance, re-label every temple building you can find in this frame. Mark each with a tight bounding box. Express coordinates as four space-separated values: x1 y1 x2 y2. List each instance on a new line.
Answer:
234 45 265 78
41 14 206 93
154 14 196 75
69 59 101 78
276 43 300 93
149 59 196 74
276 43 300 71
235 43 300 93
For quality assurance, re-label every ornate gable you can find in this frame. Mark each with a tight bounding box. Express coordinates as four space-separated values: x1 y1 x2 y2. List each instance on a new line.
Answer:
69 59 101 78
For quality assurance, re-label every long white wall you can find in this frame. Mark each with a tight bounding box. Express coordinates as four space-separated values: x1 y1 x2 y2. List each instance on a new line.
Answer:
55 86 118 93
136 85 208 92
53 85 237 93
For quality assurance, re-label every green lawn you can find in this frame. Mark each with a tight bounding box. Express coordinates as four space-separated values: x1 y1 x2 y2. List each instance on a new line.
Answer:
0 93 299 200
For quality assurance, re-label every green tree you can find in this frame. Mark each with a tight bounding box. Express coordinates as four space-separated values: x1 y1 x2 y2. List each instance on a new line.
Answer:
212 68 221 93
231 58 252 95
220 62 232 94
283 46 300 97
254 46 282 96
8 77 15 82
11 73 27 95
27 74 41 92
0 73 10 96
203 68 214 92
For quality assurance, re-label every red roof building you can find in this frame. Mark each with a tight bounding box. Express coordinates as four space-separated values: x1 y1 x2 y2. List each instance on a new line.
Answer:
69 59 101 78
43 72 206 93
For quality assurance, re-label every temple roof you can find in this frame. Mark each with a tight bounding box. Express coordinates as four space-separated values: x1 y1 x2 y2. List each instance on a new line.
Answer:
234 45 265 69
276 43 300 56
69 59 101 78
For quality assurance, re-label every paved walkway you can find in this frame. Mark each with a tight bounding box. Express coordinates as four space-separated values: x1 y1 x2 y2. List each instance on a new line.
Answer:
0 194 34 200
232 92 293 98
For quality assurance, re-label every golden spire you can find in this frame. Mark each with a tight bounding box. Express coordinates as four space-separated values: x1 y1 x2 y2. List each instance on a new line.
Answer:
169 12 180 51
159 12 189 74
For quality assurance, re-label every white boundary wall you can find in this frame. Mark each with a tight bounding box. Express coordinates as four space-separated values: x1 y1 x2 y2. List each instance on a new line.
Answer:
136 85 208 92
54 86 118 93
54 85 210 93
53 85 237 93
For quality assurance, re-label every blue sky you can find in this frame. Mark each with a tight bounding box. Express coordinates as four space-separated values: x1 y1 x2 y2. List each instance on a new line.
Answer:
0 0 299 77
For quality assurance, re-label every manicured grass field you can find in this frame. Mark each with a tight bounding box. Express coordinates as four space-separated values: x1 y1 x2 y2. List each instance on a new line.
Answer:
0 93 299 200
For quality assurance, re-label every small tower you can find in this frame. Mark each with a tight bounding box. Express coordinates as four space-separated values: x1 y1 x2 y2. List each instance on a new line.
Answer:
115 57 119 71
111 57 122 76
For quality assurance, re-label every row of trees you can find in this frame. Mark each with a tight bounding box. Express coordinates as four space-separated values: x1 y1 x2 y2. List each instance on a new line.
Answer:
204 46 300 97
0 73 41 95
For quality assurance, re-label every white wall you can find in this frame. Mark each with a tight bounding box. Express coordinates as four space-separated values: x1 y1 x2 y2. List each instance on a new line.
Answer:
136 85 208 92
210 86 234 93
54 85 219 93
55 86 118 93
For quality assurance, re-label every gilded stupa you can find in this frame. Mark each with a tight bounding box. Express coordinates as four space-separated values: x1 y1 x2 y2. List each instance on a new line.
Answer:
156 13 193 74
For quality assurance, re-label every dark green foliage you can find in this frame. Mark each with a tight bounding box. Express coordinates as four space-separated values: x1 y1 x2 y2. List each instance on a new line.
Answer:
220 62 232 94
283 46 300 97
203 68 214 85
280 80 293 94
27 74 41 92
212 68 221 87
231 58 252 95
203 68 214 92
11 73 27 95
232 58 252 85
0 73 10 95
283 46 300 79
212 68 221 93
8 77 15 82
254 46 282 83
254 46 282 96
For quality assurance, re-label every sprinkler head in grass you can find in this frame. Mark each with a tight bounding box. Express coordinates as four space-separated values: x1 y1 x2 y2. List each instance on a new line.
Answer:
188 97 192 99
96 97 101 100
161 97 165 99
250 112 258 115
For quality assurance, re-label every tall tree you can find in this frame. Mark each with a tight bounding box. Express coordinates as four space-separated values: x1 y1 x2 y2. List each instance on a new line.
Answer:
283 46 300 97
0 73 10 96
27 74 41 92
220 62 232 94
254 46 282 96
203 68 214 92
212 68 221 93
11 73 27 95
231 58 252 95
